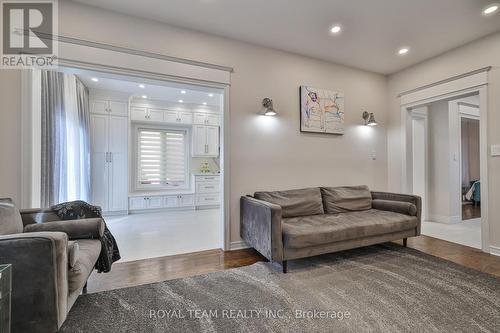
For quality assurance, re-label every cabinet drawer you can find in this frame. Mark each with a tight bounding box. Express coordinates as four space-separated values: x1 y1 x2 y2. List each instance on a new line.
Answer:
196 182 219 193
196 194 220 206
195 175 220 182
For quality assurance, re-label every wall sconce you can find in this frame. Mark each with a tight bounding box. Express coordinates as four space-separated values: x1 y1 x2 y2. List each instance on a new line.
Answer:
362 111 377 126
260 98 277 116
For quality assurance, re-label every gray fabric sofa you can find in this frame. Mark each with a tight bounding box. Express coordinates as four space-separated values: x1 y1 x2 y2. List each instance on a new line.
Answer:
0 198 104 333
240 186 421 273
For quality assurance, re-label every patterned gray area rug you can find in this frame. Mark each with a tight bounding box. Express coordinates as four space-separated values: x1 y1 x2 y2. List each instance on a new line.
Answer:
61 244 500 333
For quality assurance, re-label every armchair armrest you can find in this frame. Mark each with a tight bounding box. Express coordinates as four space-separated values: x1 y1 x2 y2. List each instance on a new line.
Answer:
0 232 69 332
240 196 283 262
371 191 422 234
24 218 105 240
20 208 61 226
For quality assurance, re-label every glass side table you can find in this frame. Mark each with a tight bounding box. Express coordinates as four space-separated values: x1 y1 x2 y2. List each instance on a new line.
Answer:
0 265 11 333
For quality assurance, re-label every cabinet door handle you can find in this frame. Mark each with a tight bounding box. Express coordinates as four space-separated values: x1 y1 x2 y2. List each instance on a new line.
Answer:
109 152 113 163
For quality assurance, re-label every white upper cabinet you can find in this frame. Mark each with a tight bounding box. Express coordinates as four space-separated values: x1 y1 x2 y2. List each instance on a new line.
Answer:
192 125 219 157
91 99 128 116
193 112 220 126
108 101 128 116
130 107 194 125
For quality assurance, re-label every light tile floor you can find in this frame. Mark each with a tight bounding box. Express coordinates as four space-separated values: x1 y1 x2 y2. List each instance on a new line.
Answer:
105 209 221 262
421 218 481 249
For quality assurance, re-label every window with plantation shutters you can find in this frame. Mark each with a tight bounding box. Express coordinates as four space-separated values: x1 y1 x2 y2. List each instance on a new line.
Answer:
137 128 187 187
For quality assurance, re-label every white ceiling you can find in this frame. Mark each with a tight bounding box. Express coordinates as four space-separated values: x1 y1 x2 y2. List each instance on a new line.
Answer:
72 0 500 74
67 68 222 105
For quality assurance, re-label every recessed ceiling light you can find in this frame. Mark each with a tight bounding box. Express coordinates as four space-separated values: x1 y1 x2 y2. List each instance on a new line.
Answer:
91 78 99 82
208 93 214 97
141 95 147 99
202 102 207 105
139 84 145 89
483 4 499 15
178 99 184 103
398 47 409 55
330 25 342 34
181 90 186 94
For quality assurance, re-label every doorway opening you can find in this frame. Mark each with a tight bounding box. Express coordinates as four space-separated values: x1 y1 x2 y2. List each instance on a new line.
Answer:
408 93 482 249
25 66 226 262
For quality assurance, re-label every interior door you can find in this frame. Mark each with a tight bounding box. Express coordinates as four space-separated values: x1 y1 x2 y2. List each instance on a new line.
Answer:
90 114 109 211
108 116 128 212
206 126 219 156
192 125 207 156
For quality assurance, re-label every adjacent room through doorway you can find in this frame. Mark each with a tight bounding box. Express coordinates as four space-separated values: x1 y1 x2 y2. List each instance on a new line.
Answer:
25 66 226 262
409 94 482 249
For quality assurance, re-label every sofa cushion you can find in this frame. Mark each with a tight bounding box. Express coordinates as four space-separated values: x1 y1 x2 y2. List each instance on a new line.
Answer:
282 209 417 248
68 239 101 294
0 198 23 235
320 186 372 214
254 188 324 218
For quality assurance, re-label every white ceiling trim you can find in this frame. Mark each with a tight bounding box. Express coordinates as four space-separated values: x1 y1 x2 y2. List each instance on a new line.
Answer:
35 33 233 86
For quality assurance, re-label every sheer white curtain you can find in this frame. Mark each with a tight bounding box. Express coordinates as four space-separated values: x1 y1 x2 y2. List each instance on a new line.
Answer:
40 70 90 207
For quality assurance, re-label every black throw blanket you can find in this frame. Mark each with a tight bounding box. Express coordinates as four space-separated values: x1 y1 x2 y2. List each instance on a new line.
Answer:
51 201 121 273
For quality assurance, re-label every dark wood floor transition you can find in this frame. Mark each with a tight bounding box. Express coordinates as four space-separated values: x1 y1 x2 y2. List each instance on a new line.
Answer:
88 235 500 294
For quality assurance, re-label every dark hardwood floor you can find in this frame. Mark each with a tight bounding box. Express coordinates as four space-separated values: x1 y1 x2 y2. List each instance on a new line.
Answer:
462 203 481 220
87 235 500 294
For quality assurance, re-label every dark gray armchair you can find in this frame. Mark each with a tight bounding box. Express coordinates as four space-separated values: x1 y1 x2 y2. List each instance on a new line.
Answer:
0 198 104 333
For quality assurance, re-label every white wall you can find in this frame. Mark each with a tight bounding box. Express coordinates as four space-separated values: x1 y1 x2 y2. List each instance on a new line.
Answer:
388 31 500 248
427 101 454 222
0 1 389 245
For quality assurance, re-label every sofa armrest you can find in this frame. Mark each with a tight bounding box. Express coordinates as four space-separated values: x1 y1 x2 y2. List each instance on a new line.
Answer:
240 196 283 262
24 218 105 240
0 232 69 332
371 191 422 234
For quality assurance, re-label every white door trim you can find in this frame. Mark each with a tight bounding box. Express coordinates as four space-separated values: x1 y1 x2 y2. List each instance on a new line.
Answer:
399 69 490 253
458 109 480 222
21 35 232 251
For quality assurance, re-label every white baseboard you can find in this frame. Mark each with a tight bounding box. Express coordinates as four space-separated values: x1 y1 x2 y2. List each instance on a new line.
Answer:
490 246 500 257
428 215 461 224
230 240 250 251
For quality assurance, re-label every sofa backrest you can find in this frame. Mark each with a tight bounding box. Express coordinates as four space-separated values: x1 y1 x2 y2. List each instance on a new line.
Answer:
320 186 372 214
254 188 324 218
0 198 23 235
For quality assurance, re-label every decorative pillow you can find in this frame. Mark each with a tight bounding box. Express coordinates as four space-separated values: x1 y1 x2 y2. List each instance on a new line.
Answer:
372 199 417 216
254 188 324 218
320 186 372 214
0 198 23 235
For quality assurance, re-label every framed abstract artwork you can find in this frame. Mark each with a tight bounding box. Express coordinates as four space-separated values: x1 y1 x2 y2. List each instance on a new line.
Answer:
300 86 345 135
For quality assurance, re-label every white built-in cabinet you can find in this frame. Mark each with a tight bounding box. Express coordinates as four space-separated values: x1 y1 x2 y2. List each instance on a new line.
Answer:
192 125 219 157
130 107 193 125
193 112 220 126
91 99 128 116
90 100 128 213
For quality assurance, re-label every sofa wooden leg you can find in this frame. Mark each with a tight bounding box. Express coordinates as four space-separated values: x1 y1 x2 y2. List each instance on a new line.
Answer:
82 282 88 294
282 260 288 274
403 238 408 247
